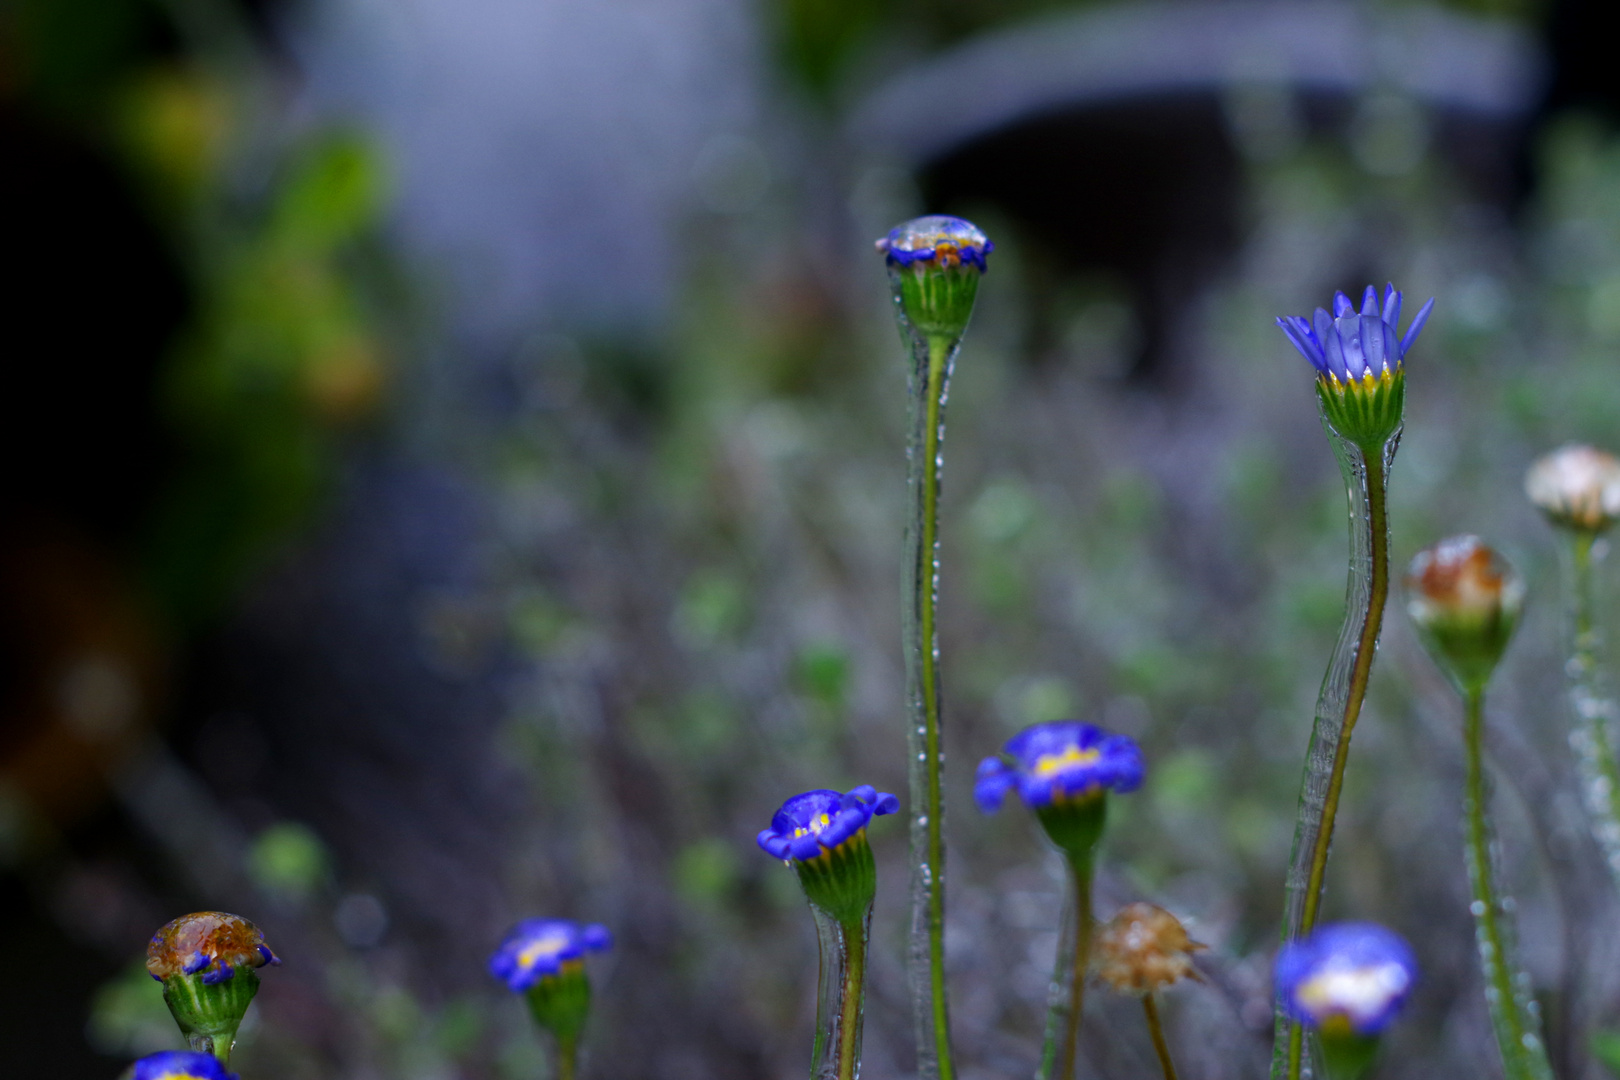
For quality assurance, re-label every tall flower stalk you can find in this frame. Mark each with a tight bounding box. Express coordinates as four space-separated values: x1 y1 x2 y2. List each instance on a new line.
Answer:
1406 536 1554 1080
1271 285 1432 1080
877 215 991 1080
758 785 900 1080
976 720 1145 1079
1526 445 1620 881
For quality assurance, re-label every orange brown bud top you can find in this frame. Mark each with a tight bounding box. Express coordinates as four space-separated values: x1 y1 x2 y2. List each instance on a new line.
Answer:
147 911 278 984
1404 535 1524 693
1094 902 1205 994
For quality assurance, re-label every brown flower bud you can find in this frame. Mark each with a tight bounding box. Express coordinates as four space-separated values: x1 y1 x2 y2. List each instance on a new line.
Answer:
1094 902 1205 994
1404 535 1524 693
1526 444 1620 533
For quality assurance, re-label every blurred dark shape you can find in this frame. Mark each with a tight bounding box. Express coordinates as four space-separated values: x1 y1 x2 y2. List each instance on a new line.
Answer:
1544 0 1620 119
853 1 1545 381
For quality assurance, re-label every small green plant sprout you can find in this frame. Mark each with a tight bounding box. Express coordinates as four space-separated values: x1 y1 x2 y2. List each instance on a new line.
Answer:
1095 902 1205 1080
1405 537 1552 1080
976 720 1144 1080
1273 923 1416 1080
146 912 280 1065
759 785 899 1080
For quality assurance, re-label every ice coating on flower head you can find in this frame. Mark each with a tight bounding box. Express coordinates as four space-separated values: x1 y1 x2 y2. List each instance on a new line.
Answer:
756 785 900 863
974 720 1143 812
876 215 993 272
1095 902 1207 994
1275 283 1434 383
1274 923 1416 1036
1526 443 1620 532
1405 534 1524 628
131 1051 238 1080
489 918 613 994
146 912 278 986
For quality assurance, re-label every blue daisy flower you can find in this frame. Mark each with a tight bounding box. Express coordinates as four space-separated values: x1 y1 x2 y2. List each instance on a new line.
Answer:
131 1051 237 1080
975 720 1144 812
1275 923 1417 1036
1275 284 1433 385
757 785 900 863
489 919 613 994
876 215 993 272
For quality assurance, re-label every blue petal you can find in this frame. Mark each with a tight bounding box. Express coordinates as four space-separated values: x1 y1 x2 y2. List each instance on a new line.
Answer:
759 830 791 859
1333 291 1354 317
789 833 822 860
822 809 864 848
1360 314 1386 373
845 784 877 808
582 924 613 952
1382 284 1400 329
974 760 1013 812
1313 308 1333 345
201 963 234 985
183 951 210 975
1323 327 1350 382
871 791 899 815
1334 315 1366 378
1398 297 1435 358
1277 318 1325 372
1360 285 1378 315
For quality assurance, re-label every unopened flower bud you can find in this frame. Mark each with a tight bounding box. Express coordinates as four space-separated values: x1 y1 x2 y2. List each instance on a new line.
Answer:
1405 536 1524 694
876 215 991 341
1095 903 1205 994
147 912 279 1063
1526 444 1620 534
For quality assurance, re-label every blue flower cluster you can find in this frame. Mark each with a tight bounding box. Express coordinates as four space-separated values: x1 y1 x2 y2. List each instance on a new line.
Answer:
1274 923 1416 1036
489 919 613 994
975 721 1144 812
757 785 900 862
876 215 993 272
1276 285 1433 384
132 1052 238 1080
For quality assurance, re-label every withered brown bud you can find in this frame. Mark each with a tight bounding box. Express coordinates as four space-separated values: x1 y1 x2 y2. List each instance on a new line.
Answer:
1094 902 1205 994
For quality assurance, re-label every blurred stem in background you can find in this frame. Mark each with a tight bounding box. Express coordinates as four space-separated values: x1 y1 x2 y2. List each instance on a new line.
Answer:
1526 445 1620 887
880 216 990 1080
1142 993 1178 1080
1037 854 1093 1080
1406 536 1553 1080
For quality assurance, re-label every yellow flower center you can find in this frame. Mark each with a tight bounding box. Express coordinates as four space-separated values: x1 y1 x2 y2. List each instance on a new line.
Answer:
517 931 572 970
792 812 833 839
1032 745 1100 779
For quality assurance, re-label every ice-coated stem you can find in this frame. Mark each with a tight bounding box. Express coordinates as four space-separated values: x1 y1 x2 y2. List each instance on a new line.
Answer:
1037 855 1095 1080
1462 688 1555 1080
1561 531 1620 880
903 329 959 1080
1143 994 1179 1080
1273 422 1397 1080
810 905 872 1080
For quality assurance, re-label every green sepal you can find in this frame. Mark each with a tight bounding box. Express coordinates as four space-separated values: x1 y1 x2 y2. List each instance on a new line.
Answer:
1320 1027 1380 1080
1034 791 1108 862
794 828 878 927
161 969 260 1062
1316 367 1404 453
1410 602 1518 696
889 263 981 341
526 963 593 1041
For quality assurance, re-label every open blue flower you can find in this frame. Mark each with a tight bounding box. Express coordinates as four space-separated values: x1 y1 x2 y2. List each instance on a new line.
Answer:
1275 923 1416 1036
132 1051 237 1080
975 721 1144 812
489 919 613 994
876 215 993 271
1276 284 1433 384
757 785 899 863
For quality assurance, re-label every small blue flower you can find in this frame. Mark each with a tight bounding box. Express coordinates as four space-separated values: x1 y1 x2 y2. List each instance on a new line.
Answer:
131 1051 238 1080
1276 284 1433 384
876 215 993 272
975 721 1144 812
489 919 613 994
1275 923 1417 1036
757 785 900 863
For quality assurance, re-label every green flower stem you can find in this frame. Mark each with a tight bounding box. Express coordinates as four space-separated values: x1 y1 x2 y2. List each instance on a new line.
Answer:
1463 688 1555 1080
1276 434 1393 1080
838 918 868 1080
905 330 956 1080
1042 855 1094 1080
1143 994 1179 1080
555 1033 578 1080
1563 530 1620 879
